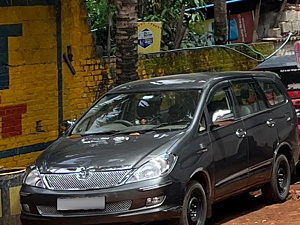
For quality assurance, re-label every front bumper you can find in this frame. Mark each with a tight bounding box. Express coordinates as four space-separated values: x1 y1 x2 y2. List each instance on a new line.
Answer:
21 206 180 225
20 180 183 225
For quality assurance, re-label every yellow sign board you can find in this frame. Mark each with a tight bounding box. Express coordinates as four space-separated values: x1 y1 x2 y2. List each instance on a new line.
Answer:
138 22 162 53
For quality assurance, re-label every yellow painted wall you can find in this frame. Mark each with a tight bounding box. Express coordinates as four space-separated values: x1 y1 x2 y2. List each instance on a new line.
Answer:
0 1 111 168
62 0 97 119
0 5 58 167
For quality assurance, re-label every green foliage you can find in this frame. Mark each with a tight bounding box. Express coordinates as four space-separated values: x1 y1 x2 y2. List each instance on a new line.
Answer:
85 0 116 55
85 0 213 53
85 0 107 31
142 0 209 50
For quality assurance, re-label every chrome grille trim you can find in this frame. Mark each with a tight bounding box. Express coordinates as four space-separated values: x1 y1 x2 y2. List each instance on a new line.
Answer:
42 170 131 190
37 200 132 216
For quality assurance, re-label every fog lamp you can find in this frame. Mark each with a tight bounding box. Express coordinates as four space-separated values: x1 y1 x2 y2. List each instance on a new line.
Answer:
145 195 165 207
22 204 30 212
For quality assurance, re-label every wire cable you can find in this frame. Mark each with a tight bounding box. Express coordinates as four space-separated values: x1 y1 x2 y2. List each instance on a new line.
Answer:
143 33 294 64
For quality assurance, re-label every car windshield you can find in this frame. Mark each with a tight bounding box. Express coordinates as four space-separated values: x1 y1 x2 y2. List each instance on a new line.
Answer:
71 90 200 135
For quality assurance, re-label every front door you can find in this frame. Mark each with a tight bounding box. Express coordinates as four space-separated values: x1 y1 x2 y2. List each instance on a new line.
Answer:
207 84 249 200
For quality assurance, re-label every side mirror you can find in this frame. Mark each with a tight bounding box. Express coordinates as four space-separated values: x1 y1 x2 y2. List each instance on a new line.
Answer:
60 119 76 135
211 109 234 128
212 109 234 122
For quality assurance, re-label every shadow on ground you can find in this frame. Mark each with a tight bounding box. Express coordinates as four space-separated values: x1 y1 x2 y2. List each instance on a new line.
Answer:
145 192 266 225
205 192 265 225
135 176 300 225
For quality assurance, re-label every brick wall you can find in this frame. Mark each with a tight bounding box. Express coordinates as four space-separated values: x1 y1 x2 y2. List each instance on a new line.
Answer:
0 0 112 168
0 0 274 168
0 3 58 167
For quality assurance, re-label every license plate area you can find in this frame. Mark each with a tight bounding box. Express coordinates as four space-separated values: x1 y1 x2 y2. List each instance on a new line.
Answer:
57 196 105 211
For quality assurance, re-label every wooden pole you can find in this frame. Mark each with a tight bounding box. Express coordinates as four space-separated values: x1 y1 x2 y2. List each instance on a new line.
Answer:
252 0 261 42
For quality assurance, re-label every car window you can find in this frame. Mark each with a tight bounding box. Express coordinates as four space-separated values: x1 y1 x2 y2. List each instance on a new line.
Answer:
199 114 207 132
232 83 260 117
207 88 235 127
258 82 286 106
72 90 200 135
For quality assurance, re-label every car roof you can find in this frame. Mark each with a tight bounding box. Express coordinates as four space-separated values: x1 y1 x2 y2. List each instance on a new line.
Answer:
107 71 279 93
255 55 297 70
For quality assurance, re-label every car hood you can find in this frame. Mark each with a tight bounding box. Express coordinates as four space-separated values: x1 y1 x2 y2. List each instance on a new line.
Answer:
36 131 184 173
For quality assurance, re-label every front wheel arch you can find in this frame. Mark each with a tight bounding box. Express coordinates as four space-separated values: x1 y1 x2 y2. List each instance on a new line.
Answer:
189 170 213 218
168 180 207 225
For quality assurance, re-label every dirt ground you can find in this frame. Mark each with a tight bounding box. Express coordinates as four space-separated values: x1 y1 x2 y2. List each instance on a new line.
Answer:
129 181 300 225
205 182 300 225
148 181 300 225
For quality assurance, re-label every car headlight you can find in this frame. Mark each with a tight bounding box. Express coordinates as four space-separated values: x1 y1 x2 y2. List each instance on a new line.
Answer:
126 153 177 184
23 165 45 188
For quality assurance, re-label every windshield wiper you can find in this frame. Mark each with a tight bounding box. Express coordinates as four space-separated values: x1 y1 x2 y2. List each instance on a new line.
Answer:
80 130 121 136
168 120 191 126
128 120 191 133
79 120 192 136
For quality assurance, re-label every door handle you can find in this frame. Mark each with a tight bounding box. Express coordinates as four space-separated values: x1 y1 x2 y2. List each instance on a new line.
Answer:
199 143 207 150
266 119 275 127
235 129 246 138
197 143 208 153
284 112 291 122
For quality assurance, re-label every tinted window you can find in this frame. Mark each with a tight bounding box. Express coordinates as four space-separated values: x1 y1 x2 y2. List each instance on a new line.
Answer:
258 82 285 106
207 88 234 127
72 90 200 135
232 83 260 117
199 115 206 132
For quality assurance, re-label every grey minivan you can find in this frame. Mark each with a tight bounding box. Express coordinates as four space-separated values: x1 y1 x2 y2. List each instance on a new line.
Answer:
20 71 300 225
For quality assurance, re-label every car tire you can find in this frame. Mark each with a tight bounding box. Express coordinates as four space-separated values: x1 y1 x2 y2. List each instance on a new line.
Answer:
168 180 207 225
262 154 291 203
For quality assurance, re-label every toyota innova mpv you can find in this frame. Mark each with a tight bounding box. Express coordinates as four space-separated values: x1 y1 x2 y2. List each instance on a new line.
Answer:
20 71 300 225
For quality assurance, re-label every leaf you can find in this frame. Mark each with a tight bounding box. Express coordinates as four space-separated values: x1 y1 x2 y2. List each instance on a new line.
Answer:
161 8 168 17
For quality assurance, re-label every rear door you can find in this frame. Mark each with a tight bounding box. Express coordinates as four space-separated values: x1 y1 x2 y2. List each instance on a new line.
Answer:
256 78 297 143
230 79 278 186
207 82 249 199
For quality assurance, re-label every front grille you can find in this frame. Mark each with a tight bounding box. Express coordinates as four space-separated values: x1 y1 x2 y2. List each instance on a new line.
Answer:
43 170 131 190
37 200 132 216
